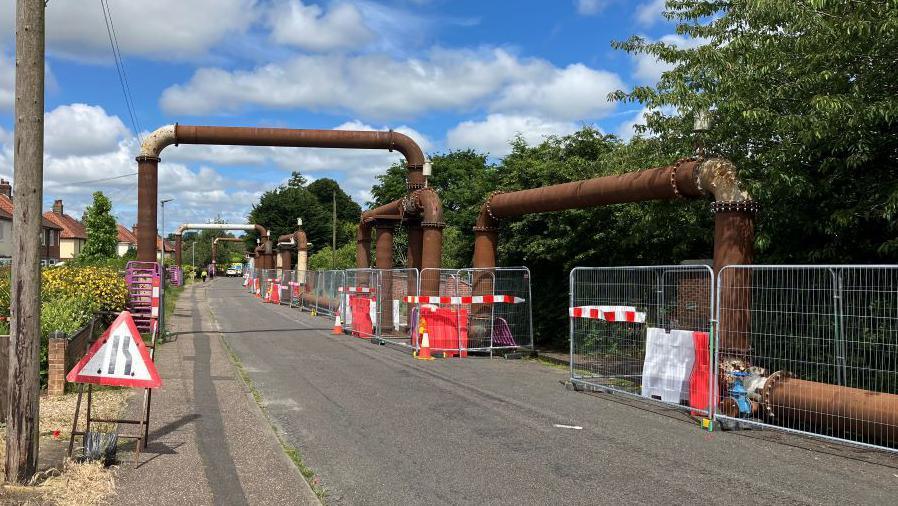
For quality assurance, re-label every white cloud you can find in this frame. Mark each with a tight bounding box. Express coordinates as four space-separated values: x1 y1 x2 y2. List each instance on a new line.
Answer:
161 47 625 123
269 0 374 52
0 0 257 61
631 34 704 84
0 50 12 111
446 114 579 156
575 0 608 16
635 0 667 26
492 63 623 121
45 104 130 157
616 107 651 140
0 103 267 230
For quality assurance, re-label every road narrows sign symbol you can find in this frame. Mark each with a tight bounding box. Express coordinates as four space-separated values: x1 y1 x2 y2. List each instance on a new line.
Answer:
66 311 162 388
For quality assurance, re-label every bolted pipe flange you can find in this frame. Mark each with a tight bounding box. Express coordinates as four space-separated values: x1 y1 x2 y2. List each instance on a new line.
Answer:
760 370 794 420
135 155 161 163
421 221 445 229
711 200 760 214
484 191 506 222
671 156 699 198
473 225 498 232
406 182 425 191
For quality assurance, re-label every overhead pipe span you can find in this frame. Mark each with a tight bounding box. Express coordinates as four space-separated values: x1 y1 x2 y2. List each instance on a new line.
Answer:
172 222 270 267
137 124 428 265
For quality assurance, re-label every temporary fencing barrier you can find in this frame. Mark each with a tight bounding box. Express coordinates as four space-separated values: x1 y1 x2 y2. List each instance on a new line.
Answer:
374 268 420 348
414 267 533 356
342 268 378 338
714 265 898 453
569 265 715 417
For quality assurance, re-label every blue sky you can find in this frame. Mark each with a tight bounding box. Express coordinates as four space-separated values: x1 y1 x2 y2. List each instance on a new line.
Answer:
0 0 680 235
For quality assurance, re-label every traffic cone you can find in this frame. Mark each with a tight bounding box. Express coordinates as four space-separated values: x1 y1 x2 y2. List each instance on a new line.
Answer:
263 282 272 303
332 313 343 334
414 317 435 361
271 283 281 304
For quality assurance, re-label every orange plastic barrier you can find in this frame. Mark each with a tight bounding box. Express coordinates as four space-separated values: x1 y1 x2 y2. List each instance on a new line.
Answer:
420 306 468 357
350 296 374 338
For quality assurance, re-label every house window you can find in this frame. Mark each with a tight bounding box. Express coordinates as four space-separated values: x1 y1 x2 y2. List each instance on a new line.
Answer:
0 222 5 241
40 230 46 246
49 229 57 246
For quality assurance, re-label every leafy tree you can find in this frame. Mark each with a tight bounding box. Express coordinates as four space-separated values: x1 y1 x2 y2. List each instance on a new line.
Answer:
309 242 356 270
79 191 119 261
611 0 898 262
307 178 362 247
246 180 330 251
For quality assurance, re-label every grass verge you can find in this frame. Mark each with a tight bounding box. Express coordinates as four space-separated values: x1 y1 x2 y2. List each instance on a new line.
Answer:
218 328 327 501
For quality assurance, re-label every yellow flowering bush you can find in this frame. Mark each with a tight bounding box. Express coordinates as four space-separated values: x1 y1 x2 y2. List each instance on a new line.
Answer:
41 265 128 313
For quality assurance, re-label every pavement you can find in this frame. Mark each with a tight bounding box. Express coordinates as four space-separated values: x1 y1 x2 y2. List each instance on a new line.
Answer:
203 277 898 505
112 281 320 506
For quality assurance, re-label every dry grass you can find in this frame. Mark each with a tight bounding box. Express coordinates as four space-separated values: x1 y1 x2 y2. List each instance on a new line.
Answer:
0 388 133 505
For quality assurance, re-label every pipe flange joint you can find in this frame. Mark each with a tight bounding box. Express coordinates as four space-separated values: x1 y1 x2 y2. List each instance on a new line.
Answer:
421 221 445 229
710 200 760 215
760 370 793 419
135 155 161 163
484 191 506 222
473 226 498 232
407 182 426 191
671 156 699 199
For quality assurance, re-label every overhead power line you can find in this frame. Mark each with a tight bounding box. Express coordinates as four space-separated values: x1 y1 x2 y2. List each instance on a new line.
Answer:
100 0 142 144
65 171 138 186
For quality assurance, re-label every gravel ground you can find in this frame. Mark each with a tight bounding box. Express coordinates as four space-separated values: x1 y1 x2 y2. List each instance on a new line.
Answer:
207 277 898 505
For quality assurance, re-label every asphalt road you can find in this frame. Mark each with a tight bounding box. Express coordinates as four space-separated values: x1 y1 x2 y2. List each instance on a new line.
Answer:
207 277 898 505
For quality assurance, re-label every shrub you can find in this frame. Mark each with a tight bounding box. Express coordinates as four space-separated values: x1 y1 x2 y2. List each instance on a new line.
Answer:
42 265 128 313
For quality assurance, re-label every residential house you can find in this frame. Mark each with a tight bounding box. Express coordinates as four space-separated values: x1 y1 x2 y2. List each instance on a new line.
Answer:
129 224 175 261
43 199 87 260
117 223 137 256
0 179 63 265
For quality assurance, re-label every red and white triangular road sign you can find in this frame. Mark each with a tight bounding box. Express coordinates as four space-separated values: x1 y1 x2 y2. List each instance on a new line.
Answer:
66 311 162 389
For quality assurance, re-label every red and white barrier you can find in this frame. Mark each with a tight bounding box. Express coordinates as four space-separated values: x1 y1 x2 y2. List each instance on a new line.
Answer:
403 295 525 304
569 305 645 323
338 286 375 293
150 277 160 319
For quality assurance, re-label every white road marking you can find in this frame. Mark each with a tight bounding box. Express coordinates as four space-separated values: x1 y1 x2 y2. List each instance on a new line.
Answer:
553 424 583 430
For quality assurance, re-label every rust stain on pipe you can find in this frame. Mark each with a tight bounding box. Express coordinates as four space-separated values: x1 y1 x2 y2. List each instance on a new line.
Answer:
136 156 159 263
762 372 898 447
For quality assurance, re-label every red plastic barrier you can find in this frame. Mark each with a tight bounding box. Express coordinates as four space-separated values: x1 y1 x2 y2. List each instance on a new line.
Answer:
350 296 374 338
420 306 468 357
689 331 712 415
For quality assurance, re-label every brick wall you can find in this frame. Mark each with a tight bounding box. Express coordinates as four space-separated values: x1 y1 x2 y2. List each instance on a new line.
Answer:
47 334 67 396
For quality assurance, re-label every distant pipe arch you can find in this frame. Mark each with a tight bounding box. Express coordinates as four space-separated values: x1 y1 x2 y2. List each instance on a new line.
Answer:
172 223 270 268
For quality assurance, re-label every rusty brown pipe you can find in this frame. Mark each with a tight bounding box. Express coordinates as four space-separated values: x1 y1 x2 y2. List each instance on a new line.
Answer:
762 372 898 447
471 158 755 345
409 188 443 296
137 124 426 262
374 220 395 331
173 223 269 266
357 199 403 269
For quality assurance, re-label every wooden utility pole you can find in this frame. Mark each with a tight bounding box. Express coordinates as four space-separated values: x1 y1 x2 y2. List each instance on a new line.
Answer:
7 0 45 483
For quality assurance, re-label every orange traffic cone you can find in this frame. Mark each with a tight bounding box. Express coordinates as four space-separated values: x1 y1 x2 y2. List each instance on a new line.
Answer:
414 317 435 361
332 313 343 335
263 282 272 303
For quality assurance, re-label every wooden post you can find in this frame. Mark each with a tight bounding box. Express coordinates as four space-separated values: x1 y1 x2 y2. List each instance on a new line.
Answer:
6 0 45 483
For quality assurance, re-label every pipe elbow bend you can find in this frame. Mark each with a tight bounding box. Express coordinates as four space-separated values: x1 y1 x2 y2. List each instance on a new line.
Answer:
139 125 177 159
390 131 426 168
696 158 752 203
416 187 444 226
296 230 309 251
474 196 499 231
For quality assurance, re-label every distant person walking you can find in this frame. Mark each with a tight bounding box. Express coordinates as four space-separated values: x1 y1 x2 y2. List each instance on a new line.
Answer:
201 269 208 282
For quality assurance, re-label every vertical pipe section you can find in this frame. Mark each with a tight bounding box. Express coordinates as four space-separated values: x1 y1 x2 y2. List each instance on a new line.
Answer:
174 235 182 265
136 156 159 263
713 202 758 354
417 189 444 296
375 221 395 331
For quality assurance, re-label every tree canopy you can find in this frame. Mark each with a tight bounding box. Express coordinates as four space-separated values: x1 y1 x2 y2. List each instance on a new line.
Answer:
79 191 118 262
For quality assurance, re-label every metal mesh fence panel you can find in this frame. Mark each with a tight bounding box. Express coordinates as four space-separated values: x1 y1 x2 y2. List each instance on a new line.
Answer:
342 268 378 337
715 265 898 453
415 268 532 356
569 266 715 416
374 268 419 348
